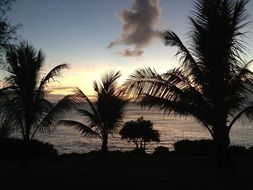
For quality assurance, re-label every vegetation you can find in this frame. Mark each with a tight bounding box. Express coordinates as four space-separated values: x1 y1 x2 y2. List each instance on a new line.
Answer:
60 71 128 153
2 148 253 189
124 0 253 166
153 146 169 155
0 117 12 138
174 140 214 155
0 0 19 48
120 116 160 151
0 138 57 159
0 41 77 145
174 139 253 157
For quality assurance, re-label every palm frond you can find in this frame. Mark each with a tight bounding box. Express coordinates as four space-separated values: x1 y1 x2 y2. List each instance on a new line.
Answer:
59 120 100 137
232 0 249 33
141 95 213 135
36 64 69 97
228 102 253 129
77 109 100 128
0 87 25 136
73 88 100 119
94 71 121 95
160 31 199 70
34 94 79 137
225 60 253 114
124 67 165 98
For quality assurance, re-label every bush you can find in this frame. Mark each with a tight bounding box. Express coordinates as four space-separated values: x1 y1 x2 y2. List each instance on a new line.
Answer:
174 139 214 155
129 148 146 155
173 140 253 157
248 146 253 156
0 138 58 159
228 145 248 156
120 116 160 151
153 146 169 155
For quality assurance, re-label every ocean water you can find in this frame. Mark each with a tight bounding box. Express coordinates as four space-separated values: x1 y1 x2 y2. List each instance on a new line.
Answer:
35 103 253 154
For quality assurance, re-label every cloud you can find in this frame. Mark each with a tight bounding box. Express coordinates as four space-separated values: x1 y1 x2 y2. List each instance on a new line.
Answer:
108 0 160 57
117 49 143 57
50 86 75 91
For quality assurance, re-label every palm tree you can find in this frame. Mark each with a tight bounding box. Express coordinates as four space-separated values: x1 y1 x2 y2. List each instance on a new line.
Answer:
0 41 77 144
124 0 253 165
60 71 128 153
0 117 12 138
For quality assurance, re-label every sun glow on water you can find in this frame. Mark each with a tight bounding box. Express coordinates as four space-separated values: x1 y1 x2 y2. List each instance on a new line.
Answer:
36 103 253 154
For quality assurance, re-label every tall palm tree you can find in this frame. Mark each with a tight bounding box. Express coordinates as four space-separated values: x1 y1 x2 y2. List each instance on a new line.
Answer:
0 41 77 144
124 0 253 163
60 71 128 153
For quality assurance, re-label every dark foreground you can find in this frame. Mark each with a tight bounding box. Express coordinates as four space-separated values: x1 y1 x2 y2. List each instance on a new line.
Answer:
1 151 253 190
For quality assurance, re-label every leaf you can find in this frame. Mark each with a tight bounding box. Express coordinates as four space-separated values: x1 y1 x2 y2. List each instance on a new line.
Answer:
59 120 100 138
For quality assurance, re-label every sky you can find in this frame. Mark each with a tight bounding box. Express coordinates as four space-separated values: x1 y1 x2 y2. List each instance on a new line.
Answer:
5 0 253 100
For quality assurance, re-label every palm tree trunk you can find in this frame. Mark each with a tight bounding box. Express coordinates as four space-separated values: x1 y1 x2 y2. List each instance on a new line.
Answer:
98 132 108 160
212 97 232 170
213 125 232 171
101 132 108 153
212 72 234 170
22 118 32 170
22 135 31 170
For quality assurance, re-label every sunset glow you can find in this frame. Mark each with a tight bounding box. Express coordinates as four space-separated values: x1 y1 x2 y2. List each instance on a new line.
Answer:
2 1 253 187
5 0 253 98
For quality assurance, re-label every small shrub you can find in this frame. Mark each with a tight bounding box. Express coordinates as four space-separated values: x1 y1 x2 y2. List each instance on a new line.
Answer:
174 139 213 155
0 138 57 159
129 148 146 155
228 145 248 156
248 146 253 156
153 146 169 155
174 140 252 156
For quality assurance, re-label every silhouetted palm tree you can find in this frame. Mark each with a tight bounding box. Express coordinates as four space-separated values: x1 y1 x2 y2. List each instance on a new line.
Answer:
0 117 12 138
124 0 253 166
0 41 77 144
60 71 128 153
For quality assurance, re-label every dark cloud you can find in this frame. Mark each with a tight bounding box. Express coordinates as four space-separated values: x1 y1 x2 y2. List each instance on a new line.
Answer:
108 0 160 57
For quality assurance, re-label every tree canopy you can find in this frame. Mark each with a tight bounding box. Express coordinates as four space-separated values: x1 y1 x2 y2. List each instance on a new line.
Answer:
0 0 19 48
120 116 160 150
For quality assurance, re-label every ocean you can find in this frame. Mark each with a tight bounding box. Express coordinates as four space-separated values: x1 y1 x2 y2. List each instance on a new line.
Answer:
35 103 253 154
